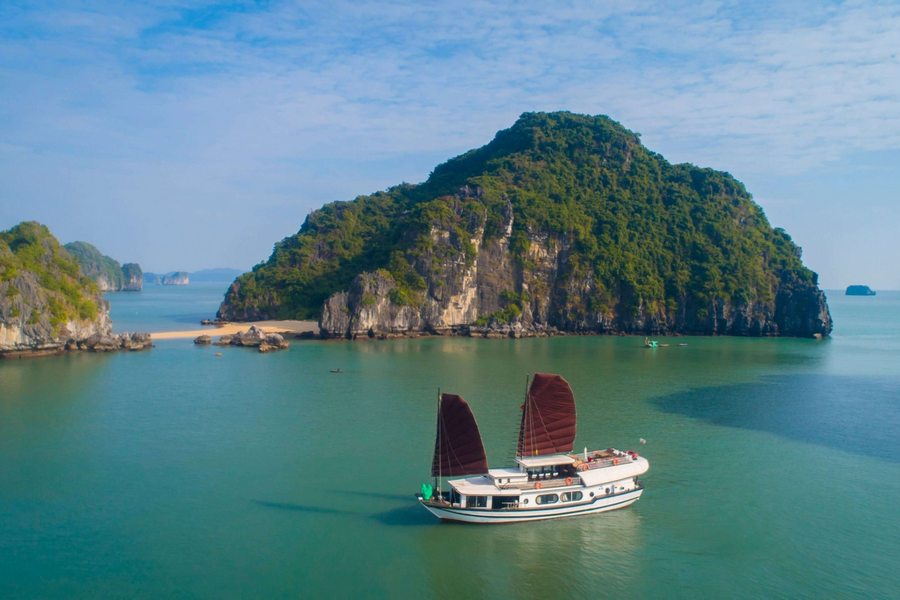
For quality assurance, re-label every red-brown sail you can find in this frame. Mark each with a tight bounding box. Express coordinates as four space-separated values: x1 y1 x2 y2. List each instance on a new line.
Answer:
517 373 577 456
431 393 489 477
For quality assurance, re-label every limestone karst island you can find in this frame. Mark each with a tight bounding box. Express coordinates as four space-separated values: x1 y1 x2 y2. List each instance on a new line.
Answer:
218 112 832 340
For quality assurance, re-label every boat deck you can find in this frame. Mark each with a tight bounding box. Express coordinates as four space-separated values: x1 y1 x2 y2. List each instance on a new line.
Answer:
577 450 637 471
491 450 641 491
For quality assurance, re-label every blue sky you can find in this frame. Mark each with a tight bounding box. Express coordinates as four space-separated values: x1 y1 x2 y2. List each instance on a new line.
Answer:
1 1 898 288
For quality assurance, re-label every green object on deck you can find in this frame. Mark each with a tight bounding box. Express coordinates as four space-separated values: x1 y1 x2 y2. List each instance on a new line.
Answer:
420 483 433 501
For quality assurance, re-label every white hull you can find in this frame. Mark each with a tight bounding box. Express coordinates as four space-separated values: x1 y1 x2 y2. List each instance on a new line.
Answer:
419 487 643 524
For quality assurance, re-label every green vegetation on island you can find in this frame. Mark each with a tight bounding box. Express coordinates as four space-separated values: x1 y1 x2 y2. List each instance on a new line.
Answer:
64 241 125 291
845 285 876 296
219 111 831 337
1 222 152 357
1 222 102 336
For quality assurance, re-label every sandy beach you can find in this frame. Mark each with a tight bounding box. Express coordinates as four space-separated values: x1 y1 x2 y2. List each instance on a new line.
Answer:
150 320 318 340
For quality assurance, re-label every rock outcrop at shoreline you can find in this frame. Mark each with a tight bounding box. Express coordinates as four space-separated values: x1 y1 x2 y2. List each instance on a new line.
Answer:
1 222 152 358
195 326 290 352
219 111 833 339
74 332 152 353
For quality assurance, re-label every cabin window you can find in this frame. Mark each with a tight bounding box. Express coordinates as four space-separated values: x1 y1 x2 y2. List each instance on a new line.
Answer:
466 495 487 508
450 490 461 505
528 468 552 481
560 491 583 502
492 496 519 509
535 494 559 505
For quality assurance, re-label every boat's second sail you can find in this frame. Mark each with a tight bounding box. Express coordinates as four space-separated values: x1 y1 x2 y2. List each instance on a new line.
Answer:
432 393 489 477
517 373 577 456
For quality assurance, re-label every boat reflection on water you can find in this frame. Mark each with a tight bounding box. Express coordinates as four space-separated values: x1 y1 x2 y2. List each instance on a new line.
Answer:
416 507 644 595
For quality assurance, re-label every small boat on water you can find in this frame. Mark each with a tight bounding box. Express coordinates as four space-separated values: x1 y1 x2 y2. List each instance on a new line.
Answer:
416 373 649 524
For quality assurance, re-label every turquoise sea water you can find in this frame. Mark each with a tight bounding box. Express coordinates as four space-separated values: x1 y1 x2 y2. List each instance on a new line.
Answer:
1 290 899 598
106 282 230 333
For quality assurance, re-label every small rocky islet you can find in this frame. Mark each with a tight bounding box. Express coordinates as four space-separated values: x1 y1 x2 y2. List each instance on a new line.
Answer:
845 285 876 296
218 111 832 340
194 325 291 353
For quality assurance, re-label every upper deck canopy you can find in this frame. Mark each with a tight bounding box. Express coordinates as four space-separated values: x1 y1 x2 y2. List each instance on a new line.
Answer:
515 454 576 468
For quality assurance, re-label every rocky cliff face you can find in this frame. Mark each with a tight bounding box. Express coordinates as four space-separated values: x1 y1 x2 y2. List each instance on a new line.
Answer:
320 272 425 337
0 275 113 355
318 193 832 339
220 111 833 339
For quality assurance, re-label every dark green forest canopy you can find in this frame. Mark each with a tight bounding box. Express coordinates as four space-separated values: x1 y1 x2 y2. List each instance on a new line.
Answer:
219 111 816 321
64 241 125 289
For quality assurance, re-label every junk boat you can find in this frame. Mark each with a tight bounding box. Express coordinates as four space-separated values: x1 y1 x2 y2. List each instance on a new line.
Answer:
416 373 649 523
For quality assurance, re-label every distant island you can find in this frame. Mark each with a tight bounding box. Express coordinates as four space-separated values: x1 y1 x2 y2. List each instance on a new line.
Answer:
143 268 243 285
64 241 143 291
143 271 190 285
161 271 189 286
218 111 832 339
846 285 876 296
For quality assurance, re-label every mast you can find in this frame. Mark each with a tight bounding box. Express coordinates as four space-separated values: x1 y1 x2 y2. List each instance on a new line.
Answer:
435 387 441 495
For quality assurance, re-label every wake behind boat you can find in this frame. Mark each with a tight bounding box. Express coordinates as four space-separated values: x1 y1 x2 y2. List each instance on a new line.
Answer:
416 373 649 524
